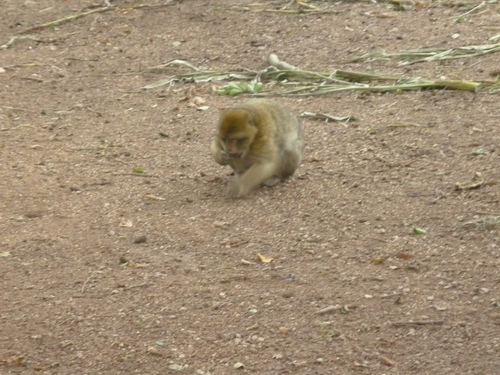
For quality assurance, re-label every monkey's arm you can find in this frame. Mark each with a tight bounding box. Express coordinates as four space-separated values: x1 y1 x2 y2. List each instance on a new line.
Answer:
226 161 276 197
211 140 231 166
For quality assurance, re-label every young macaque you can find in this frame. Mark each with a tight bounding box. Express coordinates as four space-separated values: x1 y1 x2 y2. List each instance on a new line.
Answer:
211 99 304 198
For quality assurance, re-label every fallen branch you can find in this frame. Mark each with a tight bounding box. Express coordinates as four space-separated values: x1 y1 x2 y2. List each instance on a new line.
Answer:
1 35 42 50
141 57 498 96
18 6 115 34
460 215 500 227
8 2 177 41
335 70 401 82
355 43 500 65
268 53 299 71
301 111 355 123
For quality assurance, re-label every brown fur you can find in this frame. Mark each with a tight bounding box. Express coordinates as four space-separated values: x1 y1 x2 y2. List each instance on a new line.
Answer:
211 99 304 197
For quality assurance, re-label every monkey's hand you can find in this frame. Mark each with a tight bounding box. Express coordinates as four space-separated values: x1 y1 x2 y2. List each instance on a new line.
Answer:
211 141 231 165
225 162 275 198
224 178 242 198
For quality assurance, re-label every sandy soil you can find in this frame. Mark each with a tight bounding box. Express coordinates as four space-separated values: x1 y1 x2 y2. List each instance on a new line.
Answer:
1 1 499 374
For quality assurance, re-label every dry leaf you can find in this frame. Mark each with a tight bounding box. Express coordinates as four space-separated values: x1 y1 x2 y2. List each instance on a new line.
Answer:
33 364 47 371
147 346 162 356
192 96 206 105
228 238 249 247
278 326 290 334
145 194 166 201
379 355 396 366
131 263 150 268
256 252 274 263
6 355 25 367
119 219 133 227
213 221 228 228
398 252 412 260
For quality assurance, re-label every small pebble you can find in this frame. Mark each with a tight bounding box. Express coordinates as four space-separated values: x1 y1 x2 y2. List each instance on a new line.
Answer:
24 211 44 218
278 326 289 334
134 235 147 243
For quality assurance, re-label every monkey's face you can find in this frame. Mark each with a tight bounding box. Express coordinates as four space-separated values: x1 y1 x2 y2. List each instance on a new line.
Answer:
218 109 258 159
221 134 253 159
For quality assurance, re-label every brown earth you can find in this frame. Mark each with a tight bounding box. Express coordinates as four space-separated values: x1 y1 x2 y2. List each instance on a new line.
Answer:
1 1 499 374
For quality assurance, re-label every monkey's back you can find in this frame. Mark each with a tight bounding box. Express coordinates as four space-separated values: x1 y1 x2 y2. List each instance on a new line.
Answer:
239 99 303 179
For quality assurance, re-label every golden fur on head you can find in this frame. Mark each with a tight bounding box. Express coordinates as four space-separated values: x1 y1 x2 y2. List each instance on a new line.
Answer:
217 108 258 158
219 109 254 135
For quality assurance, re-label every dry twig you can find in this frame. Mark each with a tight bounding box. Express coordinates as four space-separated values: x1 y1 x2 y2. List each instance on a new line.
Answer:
315 305 354 314
19 6 115 34
81 271 96 294
391 320 444 327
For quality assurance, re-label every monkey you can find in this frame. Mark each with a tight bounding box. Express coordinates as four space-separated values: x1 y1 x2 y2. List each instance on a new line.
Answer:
211 99 304 198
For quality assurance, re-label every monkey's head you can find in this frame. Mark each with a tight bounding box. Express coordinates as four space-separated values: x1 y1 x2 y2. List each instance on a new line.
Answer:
217 108 258 159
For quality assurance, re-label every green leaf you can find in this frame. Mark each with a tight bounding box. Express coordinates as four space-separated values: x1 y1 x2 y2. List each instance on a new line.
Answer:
217 80 264 96
133 168 144 173
471 148 484 155
319 321 331 329
168 364 184 371
413 227 427 235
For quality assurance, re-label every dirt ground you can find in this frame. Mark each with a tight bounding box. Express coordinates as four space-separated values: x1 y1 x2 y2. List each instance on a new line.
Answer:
1 1 499 374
